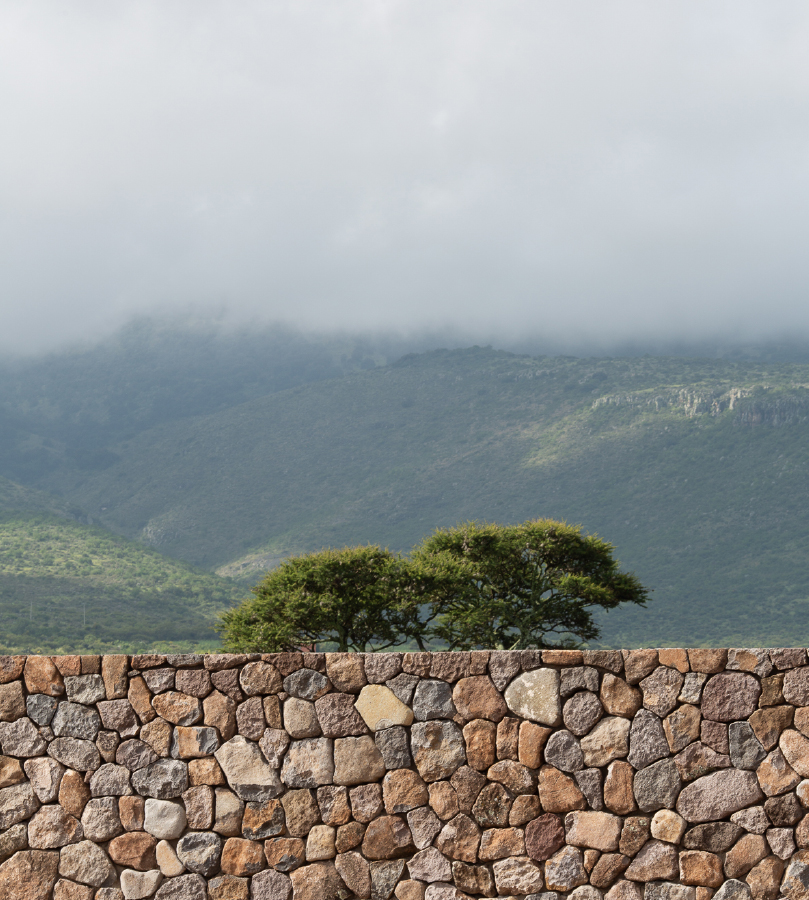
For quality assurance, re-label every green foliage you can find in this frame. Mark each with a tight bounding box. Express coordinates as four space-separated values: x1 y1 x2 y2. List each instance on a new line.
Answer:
0 513 242 654
219 545 467 653
414 520 648 650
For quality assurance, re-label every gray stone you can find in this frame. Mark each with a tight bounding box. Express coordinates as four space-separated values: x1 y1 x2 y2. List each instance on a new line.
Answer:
633 758 681 813
64 675 106 705
0 822 27 862
26 694 58 726
117 739 159 771
627 709 669 769
48 737 101 771
407 806 443 850
0 781 39 829
678 673 707 705
375 726 412 770
132 759 189 799
676 769 764 823
560 667 599 697
364 653 402 684
283 669 330 701
563 692 603 737
176 831 222 876
682 821 742 851
712 880 752 900
544 730 584 772
504 669 562 726
52 703 101 741
729 722 767 770
493 856 545 895
81 797 124 842
783 858 809 900
411 721 467 783
121 868 163 899
575 769 603 811
412 680 456 721
215 735 283 800
154 873 209 900
58 839 115 886
258 729 290 767
0 717 47 757
144 798 187 839
280 737 335 788
143 668 176 694
639 667 684 718
408 847 452 882
90 763 133 796
370 859 406 899
386 673 420 706
767 825 796 859
488 650 522 691
249 869 293 900
24 757 65 803
544 845 588 892
283 698 321 739
644 884 695 900
97 700 140 738
730 806 770 834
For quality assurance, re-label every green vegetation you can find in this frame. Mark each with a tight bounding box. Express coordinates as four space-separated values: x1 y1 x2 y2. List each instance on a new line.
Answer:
3 323 809 648
0 513 242 654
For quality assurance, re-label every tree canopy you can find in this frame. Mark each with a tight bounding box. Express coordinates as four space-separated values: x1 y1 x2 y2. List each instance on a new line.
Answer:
218 519 648 652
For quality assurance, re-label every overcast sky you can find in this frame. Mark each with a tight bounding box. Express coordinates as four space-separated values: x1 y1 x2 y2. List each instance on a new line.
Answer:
3 1 809 354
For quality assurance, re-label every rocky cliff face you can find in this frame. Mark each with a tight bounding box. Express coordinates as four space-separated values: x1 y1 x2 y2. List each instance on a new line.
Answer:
2 648 809 900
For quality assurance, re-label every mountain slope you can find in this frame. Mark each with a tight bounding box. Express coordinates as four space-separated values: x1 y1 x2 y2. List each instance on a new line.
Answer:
20 347 809 647
0 513 244 654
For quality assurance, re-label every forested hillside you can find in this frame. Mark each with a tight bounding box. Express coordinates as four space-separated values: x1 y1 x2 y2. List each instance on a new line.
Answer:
2 323 809 650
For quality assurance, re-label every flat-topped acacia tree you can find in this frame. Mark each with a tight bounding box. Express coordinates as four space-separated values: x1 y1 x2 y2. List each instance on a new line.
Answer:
218 519 648 652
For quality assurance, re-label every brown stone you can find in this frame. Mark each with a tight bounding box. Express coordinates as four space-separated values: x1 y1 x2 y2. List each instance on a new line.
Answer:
263 696 282 730
263 652 302 676
212 669 244 702
665 705 702 753
208 875 249 900
174 669 212 698
24 657 64 697
188 757 225 786
239 662 281 697
701 720 728 754
242 798 285 840
333 735 385 786
306 824 336 861
0 682 25 722
363 653 403 684
624 839 678 881
687 649 727 674
784 668 809 706
674 742 732 783
565 810 622 852
658 649 689 672
591 853 631 888
702 673 761 722
771 648 807 669
429 781 459 820
750 707 794 751
451 861 494 896
462 720 496 771
525 813 565 860
539 765 587 813
100 656 128 700
133 653 167 669
619 816 651 857
472 782 512 828
108 832 158 870
334 851 371 898
317 786 351 827
450 766 486 815
325 654 366 693
746 855 785 900
53 880 93 900
59 770 91 819
583 650 624 673
349 783 384 823
119 795 145 831
204 691 237 741
581 717 631 768
601 675 643 718
495 716 520 760
314 693 367 738
236 698 265 741
361 815 415 859
0 755 25 788
679 850 723 887
623 650 659 685
478 826 525 860
757 750 800 797
487 759 534 795
281 789 320 837
603 760 637 815
335 822 365 854
728 649 773 677
152 691 201 726
220 838 266 876
782 730 809 777
429 652 471 683
182 784 214 830
289 861 347 900
213 788 244 837
0 850 60 900
402 652 431 677
27 805 82 849
760 675 785 707
725 834 769 879
452 677 506 723
0 656 26 684
264 837 306 872
435 814 481 863
509 794 541 825
127 676 155 724
518 720 552 769
140 718 173 758
796 707 809 738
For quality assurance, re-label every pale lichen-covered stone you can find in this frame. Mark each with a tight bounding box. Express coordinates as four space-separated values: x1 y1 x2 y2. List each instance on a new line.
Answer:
144 798 187 839
120 868 163 899
504 669 562 726
355 685 415 731
214 735 282 800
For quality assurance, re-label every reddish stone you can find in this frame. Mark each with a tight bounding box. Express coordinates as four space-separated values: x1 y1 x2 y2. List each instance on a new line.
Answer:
108 832 158 870
361 816 415 860
525 813 565 861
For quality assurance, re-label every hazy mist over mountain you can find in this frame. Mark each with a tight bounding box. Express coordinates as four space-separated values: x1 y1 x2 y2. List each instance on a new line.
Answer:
3 2 809 355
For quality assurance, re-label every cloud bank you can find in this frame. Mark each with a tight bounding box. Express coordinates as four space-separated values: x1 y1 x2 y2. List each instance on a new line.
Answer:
2 1 809 352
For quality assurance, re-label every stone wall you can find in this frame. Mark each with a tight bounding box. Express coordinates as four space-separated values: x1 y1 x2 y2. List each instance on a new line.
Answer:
2 649 809 900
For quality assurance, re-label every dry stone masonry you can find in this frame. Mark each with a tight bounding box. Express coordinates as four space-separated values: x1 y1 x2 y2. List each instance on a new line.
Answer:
3 649 809 900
